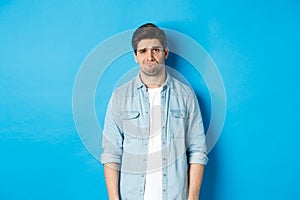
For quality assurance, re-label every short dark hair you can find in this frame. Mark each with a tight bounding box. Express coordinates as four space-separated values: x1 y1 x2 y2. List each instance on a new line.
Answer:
131 23 167 54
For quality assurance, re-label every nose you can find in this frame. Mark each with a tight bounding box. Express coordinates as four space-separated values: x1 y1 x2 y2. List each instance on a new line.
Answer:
146 49 154 61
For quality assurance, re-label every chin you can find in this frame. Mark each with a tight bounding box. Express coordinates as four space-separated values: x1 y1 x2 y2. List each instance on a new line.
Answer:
141 69 158 76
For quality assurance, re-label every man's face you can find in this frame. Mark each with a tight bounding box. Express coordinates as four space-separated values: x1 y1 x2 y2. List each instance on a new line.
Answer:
134 39 169 77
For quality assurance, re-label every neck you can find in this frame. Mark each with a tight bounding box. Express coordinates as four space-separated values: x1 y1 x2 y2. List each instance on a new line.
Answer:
140 70 166 89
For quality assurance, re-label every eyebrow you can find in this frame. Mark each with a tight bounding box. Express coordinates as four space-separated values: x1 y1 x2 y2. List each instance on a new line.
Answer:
137 45 163 49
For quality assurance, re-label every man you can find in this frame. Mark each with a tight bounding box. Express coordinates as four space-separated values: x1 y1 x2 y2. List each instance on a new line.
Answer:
101 23 208 200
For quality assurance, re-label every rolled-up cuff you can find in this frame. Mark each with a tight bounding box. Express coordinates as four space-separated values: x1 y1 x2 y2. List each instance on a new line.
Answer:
100 153 122 165
188 153 209 165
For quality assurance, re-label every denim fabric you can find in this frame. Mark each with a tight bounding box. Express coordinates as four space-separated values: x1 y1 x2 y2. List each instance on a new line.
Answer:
101 72 208 200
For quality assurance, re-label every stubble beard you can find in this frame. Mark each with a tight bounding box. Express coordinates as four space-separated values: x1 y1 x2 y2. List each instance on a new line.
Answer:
141 63 165 77
140 63 166 87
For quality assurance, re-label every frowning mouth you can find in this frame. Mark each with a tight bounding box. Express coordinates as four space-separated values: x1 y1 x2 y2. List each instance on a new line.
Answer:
144 62 157 66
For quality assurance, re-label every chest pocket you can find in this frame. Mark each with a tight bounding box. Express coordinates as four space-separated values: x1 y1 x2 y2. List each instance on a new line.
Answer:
119 111 144 153
120 111 141 137
169 109 188 138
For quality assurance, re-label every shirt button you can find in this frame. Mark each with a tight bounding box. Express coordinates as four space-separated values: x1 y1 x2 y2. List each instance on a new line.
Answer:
163 174 166 176
163 189 166 192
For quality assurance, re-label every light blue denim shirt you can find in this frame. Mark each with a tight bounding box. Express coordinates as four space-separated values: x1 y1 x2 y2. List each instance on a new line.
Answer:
101 72 208 200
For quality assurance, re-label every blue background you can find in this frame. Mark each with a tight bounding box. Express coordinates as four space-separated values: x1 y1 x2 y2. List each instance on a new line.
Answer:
1 0 300 199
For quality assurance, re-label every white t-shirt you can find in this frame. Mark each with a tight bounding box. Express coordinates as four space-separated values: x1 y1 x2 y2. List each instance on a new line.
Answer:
144 87 163 200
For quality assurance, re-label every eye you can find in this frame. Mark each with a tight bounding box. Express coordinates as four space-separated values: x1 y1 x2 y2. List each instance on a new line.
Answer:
138 49 146 54
152 48 161 53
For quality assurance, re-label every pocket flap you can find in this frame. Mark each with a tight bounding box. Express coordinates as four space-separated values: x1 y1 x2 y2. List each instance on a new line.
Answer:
170 109 188 118
120 111 140 120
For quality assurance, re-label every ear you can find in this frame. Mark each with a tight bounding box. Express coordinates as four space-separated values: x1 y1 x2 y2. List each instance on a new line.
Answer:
164 48 169 59
133 51 138 63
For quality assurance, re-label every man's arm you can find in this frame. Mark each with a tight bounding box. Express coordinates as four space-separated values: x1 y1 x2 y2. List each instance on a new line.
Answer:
101 93 123 200
186 91 208 200
104 163 120 200
188 163 205 200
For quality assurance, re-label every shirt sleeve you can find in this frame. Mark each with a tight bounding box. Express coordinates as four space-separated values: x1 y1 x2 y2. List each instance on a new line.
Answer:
186 92 209 165
100 92 123 165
